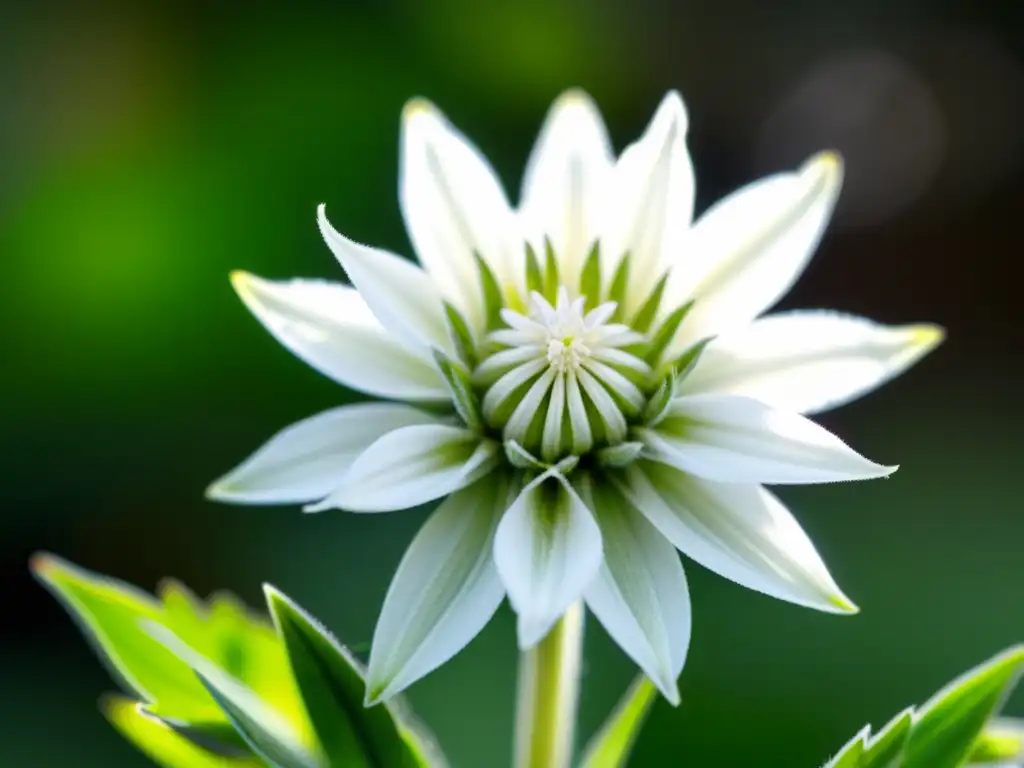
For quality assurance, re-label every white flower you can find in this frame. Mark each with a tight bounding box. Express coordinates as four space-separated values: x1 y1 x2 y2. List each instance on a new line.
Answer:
208 90 942 705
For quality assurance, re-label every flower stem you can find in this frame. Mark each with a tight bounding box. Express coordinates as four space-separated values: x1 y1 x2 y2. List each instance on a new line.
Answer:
513 602 585 768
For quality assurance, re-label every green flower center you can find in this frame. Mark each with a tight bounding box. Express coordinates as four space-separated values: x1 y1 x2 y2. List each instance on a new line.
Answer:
437 243 707 470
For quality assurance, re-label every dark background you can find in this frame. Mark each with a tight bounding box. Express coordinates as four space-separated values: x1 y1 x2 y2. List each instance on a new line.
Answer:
2 1 1022 765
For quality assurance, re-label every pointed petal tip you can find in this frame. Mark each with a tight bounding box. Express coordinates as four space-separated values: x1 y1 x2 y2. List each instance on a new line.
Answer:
803 150 844 185
551 87 598 112
364 683 386 707
260 582 283 602
28 551 57 578
204 475 251 503
829 592 860 615
654 90 688 132
516 615 552 651
643 667 681 706
662 682 682 707
315 204 339 250
301 498 331 513
366 684 385 708
663 88 684 105
229 269 254 291
907 322 946 352
203 477 224 499
402 97 439 124
853 462 898 482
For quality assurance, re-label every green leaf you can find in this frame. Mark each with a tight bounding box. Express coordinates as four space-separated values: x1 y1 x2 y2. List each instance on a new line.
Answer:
159 717 251 756
543 238 560 302
628 274 666 334
606 256 630 321
102 695 264 768
265 587 437 768
579 676 658 768
643 301 694 368
821 646 1024 768
902 645 1024 768
433 351 483 430
31 554 315 748
824 727 869 768
473 251 504 330
969 718 1024 763
198 673 317 768
673 337 713 381
642 369 677 427
146 622 321 767
861 707 913 766
31 554 221 723
579 242 601 311
525 243 544 296
443 302 477 369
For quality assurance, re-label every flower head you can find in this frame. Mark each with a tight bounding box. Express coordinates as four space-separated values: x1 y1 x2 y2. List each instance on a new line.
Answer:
209 90 942 704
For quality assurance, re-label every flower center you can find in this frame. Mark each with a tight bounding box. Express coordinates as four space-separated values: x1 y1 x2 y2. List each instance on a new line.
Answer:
472 287 652 463
547 337 587 373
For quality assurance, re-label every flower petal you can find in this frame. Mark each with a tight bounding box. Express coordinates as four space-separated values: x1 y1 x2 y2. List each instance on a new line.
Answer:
231 272 449 401
400 99 520 331
494 475 603 648
520 89 614 292
624 461 857 613
582 479 690 704
317 205 454 355
640 394 895 484
679 311 945 414
207 403 443 505
664 152 843 352
366 477 509 703
602 91 694 316
308 425 499 513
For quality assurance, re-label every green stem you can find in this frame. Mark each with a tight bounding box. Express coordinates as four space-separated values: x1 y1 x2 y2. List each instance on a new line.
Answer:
513 602 585 768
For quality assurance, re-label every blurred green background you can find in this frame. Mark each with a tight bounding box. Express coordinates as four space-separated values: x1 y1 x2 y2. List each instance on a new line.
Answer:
3 0 1023 765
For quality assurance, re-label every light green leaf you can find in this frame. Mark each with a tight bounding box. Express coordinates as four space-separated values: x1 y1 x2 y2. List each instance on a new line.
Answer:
543 238 560 302
525 243 544 296
903 646 1024 768
198 673 317 768
580 242 601 311
606 255 630 320
673 337 713 380
822 646 1024 768
824 727 868 768
433 350 483 430
31 554 315 748
969 718 1024 763
265 587 438 768
146 622 321 768
861 707 913 766
158 717 250 756
642 369 677 427
32 554 221 723
473 251 504 331
629 274 666 334
102 695 264 768
578 676 658 768
643 300 694 368
443 302 477 369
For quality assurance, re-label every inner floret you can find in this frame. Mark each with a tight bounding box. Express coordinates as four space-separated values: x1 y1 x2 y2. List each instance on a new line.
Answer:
473 287 652 462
